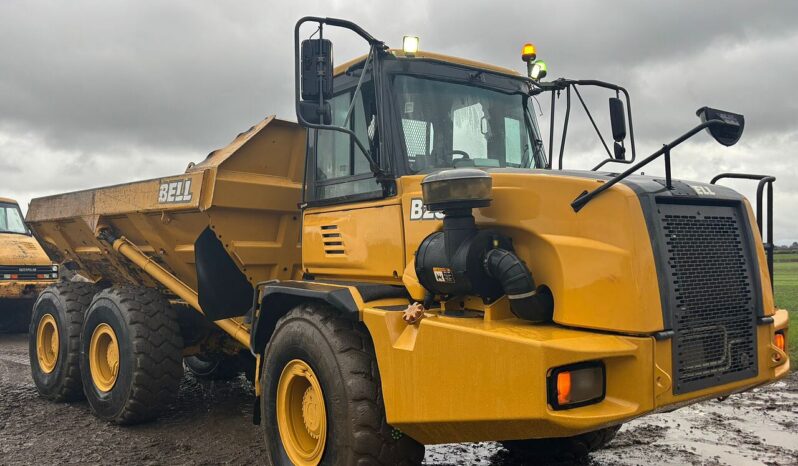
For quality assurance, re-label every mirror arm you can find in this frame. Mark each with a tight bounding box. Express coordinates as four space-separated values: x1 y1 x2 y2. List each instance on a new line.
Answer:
557 85 571 169
548 90 555 168
571 119 727 212
342 47 374 127
573 85 613 160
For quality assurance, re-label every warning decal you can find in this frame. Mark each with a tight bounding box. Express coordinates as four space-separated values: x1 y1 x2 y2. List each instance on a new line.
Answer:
433 267 455 284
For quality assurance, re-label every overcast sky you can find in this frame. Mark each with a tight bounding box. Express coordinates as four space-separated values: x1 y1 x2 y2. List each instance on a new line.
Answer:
1 1 796 243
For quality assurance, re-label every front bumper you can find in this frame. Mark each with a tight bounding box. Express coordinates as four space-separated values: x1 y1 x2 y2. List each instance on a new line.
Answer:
363 307 790 445
0 280 54 301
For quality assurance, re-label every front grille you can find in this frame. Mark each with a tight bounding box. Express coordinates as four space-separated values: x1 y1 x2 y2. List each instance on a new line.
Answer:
0 265 57 280
658 202 759 394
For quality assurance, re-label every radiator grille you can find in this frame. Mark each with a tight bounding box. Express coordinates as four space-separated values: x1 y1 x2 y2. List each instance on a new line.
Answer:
659 203 758 394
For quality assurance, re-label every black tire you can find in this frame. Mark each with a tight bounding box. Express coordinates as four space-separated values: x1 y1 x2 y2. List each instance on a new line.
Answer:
500 425 622 462
261 303 425 466
28 282 97 401
185 354 241 380
80 287 183 424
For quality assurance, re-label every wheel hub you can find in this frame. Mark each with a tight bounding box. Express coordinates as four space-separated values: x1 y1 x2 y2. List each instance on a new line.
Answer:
36 314 59 373
301 385 322 439
89 323 120 392
276 359 327 466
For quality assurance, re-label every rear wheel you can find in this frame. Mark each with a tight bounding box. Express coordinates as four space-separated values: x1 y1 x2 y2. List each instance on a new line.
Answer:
261 303 425 466
80 287 183 424
500 425 622 462
29 282 97 401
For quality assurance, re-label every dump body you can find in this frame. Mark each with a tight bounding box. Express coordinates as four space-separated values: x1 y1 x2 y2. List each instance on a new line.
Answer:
26 117 306 315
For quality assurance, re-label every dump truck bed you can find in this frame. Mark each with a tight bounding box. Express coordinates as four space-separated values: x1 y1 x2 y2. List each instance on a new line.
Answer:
26 117 306 315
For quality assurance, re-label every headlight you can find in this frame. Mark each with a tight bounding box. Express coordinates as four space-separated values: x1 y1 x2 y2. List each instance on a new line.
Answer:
547 361 605 410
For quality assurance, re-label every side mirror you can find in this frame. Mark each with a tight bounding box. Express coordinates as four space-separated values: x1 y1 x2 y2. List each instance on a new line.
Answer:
299 101 332 125
609 97 627 160
609 97 626 142
300 39 333 101
696 107 745 146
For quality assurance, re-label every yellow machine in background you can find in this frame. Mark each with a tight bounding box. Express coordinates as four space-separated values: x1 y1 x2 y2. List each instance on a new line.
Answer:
0 197 58 333
24 16 788 466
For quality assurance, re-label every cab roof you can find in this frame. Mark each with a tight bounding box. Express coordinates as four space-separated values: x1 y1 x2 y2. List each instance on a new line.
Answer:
0 197 18 205
334 49 522 78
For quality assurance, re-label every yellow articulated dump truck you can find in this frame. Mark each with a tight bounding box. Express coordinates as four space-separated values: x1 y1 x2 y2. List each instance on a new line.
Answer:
25 17 789 465
0 197 58 333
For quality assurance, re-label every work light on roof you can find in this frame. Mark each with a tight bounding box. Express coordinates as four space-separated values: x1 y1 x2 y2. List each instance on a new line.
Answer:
403 36 419 56
530 60 548 80
521 43 548 81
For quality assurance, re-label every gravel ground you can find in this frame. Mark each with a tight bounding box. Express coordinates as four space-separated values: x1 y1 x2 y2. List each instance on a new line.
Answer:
1 333 796 465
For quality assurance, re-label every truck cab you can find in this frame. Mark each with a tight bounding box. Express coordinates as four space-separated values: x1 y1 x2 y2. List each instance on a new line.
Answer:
0 197 58 332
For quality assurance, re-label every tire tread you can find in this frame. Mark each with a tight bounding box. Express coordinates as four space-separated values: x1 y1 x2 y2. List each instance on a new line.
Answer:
85 287 183 424
30 281 98 402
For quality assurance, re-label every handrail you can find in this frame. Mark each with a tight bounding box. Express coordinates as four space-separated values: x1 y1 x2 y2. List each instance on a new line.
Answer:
711 173 776 290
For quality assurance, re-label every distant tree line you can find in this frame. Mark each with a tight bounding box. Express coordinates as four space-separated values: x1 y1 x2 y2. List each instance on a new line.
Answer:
774 242 798 251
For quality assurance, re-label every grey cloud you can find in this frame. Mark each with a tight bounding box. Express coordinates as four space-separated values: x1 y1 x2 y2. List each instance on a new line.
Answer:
0 0 797 241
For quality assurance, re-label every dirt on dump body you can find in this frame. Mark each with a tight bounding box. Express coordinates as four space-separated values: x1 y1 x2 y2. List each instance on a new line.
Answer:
1 333 795 466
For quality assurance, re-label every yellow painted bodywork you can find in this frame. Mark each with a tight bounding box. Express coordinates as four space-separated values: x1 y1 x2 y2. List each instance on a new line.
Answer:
26 116 306 311
0 200 57 301
302 169 789 443
335 49 521 78
303 199 405 282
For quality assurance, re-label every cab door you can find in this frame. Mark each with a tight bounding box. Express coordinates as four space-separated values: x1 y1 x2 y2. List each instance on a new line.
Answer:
301 78 405 283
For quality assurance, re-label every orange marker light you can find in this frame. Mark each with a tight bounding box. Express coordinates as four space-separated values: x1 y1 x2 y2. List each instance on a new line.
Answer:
521 43 537 63
557 371 572 405
775 332 786 352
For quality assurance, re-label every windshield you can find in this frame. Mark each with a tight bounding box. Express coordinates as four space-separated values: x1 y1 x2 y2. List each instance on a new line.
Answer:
0 203 28 234
393 75 546 173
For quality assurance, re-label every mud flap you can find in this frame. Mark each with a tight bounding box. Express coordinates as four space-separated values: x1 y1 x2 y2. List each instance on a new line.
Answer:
195 227 254 320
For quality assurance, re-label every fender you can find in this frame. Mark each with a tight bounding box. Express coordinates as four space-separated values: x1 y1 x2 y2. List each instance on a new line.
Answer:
250 281 359 355
249 280 409 354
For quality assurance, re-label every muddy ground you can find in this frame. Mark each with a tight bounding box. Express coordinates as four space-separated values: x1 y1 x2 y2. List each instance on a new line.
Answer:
0 333 795 465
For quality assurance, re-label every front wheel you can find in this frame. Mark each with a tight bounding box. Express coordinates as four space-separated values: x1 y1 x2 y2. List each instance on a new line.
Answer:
261 304 425 466
500 425 622 462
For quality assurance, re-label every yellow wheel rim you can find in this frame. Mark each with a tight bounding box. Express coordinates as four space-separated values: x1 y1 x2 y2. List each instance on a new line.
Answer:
276 359 327 466
36 314 59 373
89 323 120 392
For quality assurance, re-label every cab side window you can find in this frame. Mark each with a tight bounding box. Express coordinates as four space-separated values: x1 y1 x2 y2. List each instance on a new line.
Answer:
311 83 381 202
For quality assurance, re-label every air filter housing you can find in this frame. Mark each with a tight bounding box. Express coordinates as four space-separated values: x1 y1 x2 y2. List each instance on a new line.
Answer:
421 168 492 212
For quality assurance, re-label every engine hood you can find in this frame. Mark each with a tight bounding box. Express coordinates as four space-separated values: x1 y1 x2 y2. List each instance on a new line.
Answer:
0 233 52 266
399 168 770 335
